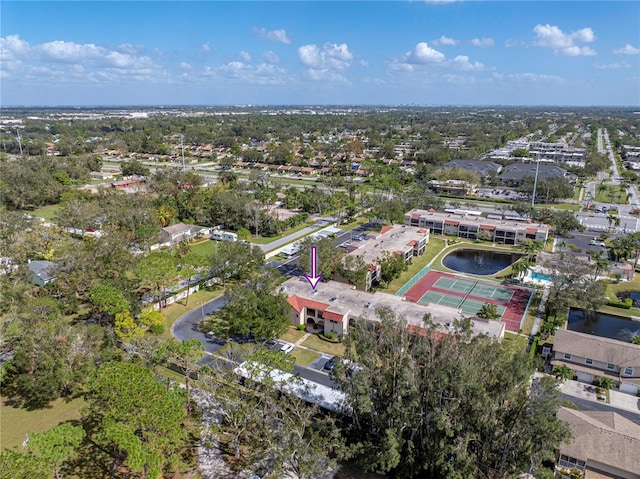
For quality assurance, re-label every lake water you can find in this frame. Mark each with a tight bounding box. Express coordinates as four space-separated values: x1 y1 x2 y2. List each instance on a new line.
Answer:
567 308 640 342
442 249 523 275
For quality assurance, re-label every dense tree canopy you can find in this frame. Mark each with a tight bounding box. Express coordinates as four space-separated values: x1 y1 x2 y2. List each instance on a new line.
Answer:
333 308 570 478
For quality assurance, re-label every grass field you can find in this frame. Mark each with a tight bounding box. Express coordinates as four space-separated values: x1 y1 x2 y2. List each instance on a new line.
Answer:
291 348 320 366
188 238 219 257
30 203 60 220
595 184 629 204
280 327 306 344
0 396 85 450
302 334 345 356
503 331 529 350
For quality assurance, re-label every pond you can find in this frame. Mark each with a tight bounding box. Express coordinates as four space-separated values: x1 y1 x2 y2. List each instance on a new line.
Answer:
567 307 640 342
442 249 523 275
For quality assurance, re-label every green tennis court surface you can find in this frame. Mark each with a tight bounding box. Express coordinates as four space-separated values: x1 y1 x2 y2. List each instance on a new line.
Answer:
418 291 506 318
434 277 514 303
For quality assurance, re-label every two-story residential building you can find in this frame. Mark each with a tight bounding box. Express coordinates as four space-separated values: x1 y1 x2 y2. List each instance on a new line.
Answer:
282 277 505 340
556 407 640 479
341 225 429 290
404 209 549 245
551 329 640 395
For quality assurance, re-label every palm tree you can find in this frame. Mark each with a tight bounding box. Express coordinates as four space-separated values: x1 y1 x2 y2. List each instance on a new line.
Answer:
598 377 615 390
552 364 574 382
511 259 530 281
590 251 609 280
521 239 543 263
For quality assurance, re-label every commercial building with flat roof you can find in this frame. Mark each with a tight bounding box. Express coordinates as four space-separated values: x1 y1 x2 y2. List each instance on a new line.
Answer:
405 209 549 245
282 277 505 340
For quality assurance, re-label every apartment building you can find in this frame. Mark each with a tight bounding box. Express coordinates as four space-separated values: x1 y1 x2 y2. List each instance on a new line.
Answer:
404 209 549 245
341 224 429 290
282 277 504 339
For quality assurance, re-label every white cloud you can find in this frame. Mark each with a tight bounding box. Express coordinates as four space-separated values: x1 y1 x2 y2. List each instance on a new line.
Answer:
433 35 457 46
297 42 354 84
0 34 161 84
404 42 445 64
594 61 630 69
240 50 252 62
298 43 353 70
180 62 192 70
262 50 280 64
471 37 494 48
391 42 486 73
532 24 596 56
201 42 211 53
253 27 291 44
613 44 640 55
451 55 485 71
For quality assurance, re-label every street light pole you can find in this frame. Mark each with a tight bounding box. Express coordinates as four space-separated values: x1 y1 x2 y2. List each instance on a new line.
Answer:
531 159 540 208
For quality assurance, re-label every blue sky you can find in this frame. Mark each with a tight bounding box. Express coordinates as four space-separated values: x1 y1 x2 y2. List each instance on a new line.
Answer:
1 1 639 106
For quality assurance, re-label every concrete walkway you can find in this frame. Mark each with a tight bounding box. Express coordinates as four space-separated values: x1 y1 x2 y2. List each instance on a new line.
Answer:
530 285 550 336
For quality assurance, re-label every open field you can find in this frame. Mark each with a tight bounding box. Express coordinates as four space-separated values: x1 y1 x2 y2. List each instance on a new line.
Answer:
30 203 60 220
1 396 85 450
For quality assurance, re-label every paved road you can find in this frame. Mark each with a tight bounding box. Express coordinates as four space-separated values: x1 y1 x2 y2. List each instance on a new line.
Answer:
172 295 228 351
562 394 640 425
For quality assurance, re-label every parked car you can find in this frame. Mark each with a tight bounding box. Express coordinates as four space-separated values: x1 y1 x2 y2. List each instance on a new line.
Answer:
279 342 295 355
323 356 337 371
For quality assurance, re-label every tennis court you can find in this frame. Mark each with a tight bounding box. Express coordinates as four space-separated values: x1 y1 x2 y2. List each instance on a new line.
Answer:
418 291 507 317
434 276 514 303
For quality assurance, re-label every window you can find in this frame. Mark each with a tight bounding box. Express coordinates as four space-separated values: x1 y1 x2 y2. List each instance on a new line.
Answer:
558 455 586 471
585 358 593 365
607 363 615 370
564 353 572 360
623 367 634 376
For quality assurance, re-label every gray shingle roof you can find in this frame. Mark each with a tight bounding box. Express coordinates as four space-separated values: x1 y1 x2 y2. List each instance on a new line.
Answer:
554 329 640 371
557 407 640 475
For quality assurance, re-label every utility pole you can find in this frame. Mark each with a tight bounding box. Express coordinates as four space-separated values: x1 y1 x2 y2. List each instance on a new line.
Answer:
180 136 186 171
16 129 23 156
531 159 540 208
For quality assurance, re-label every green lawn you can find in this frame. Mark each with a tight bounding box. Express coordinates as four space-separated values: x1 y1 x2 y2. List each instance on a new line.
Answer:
188 238 219 257
30 203 60 220
594 184 629 204
503 332 529 350
1 396 85 450
302 334 346 356
280 327 306 344
291 348 320 366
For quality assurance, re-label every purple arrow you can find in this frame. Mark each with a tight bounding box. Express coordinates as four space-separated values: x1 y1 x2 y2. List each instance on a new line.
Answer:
304 245 323 290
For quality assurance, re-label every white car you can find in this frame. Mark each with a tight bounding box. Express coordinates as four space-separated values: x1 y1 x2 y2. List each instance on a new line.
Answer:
279 342 295 355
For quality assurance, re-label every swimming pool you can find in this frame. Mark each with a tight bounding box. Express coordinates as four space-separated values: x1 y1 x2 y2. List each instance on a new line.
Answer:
531 271 552 281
